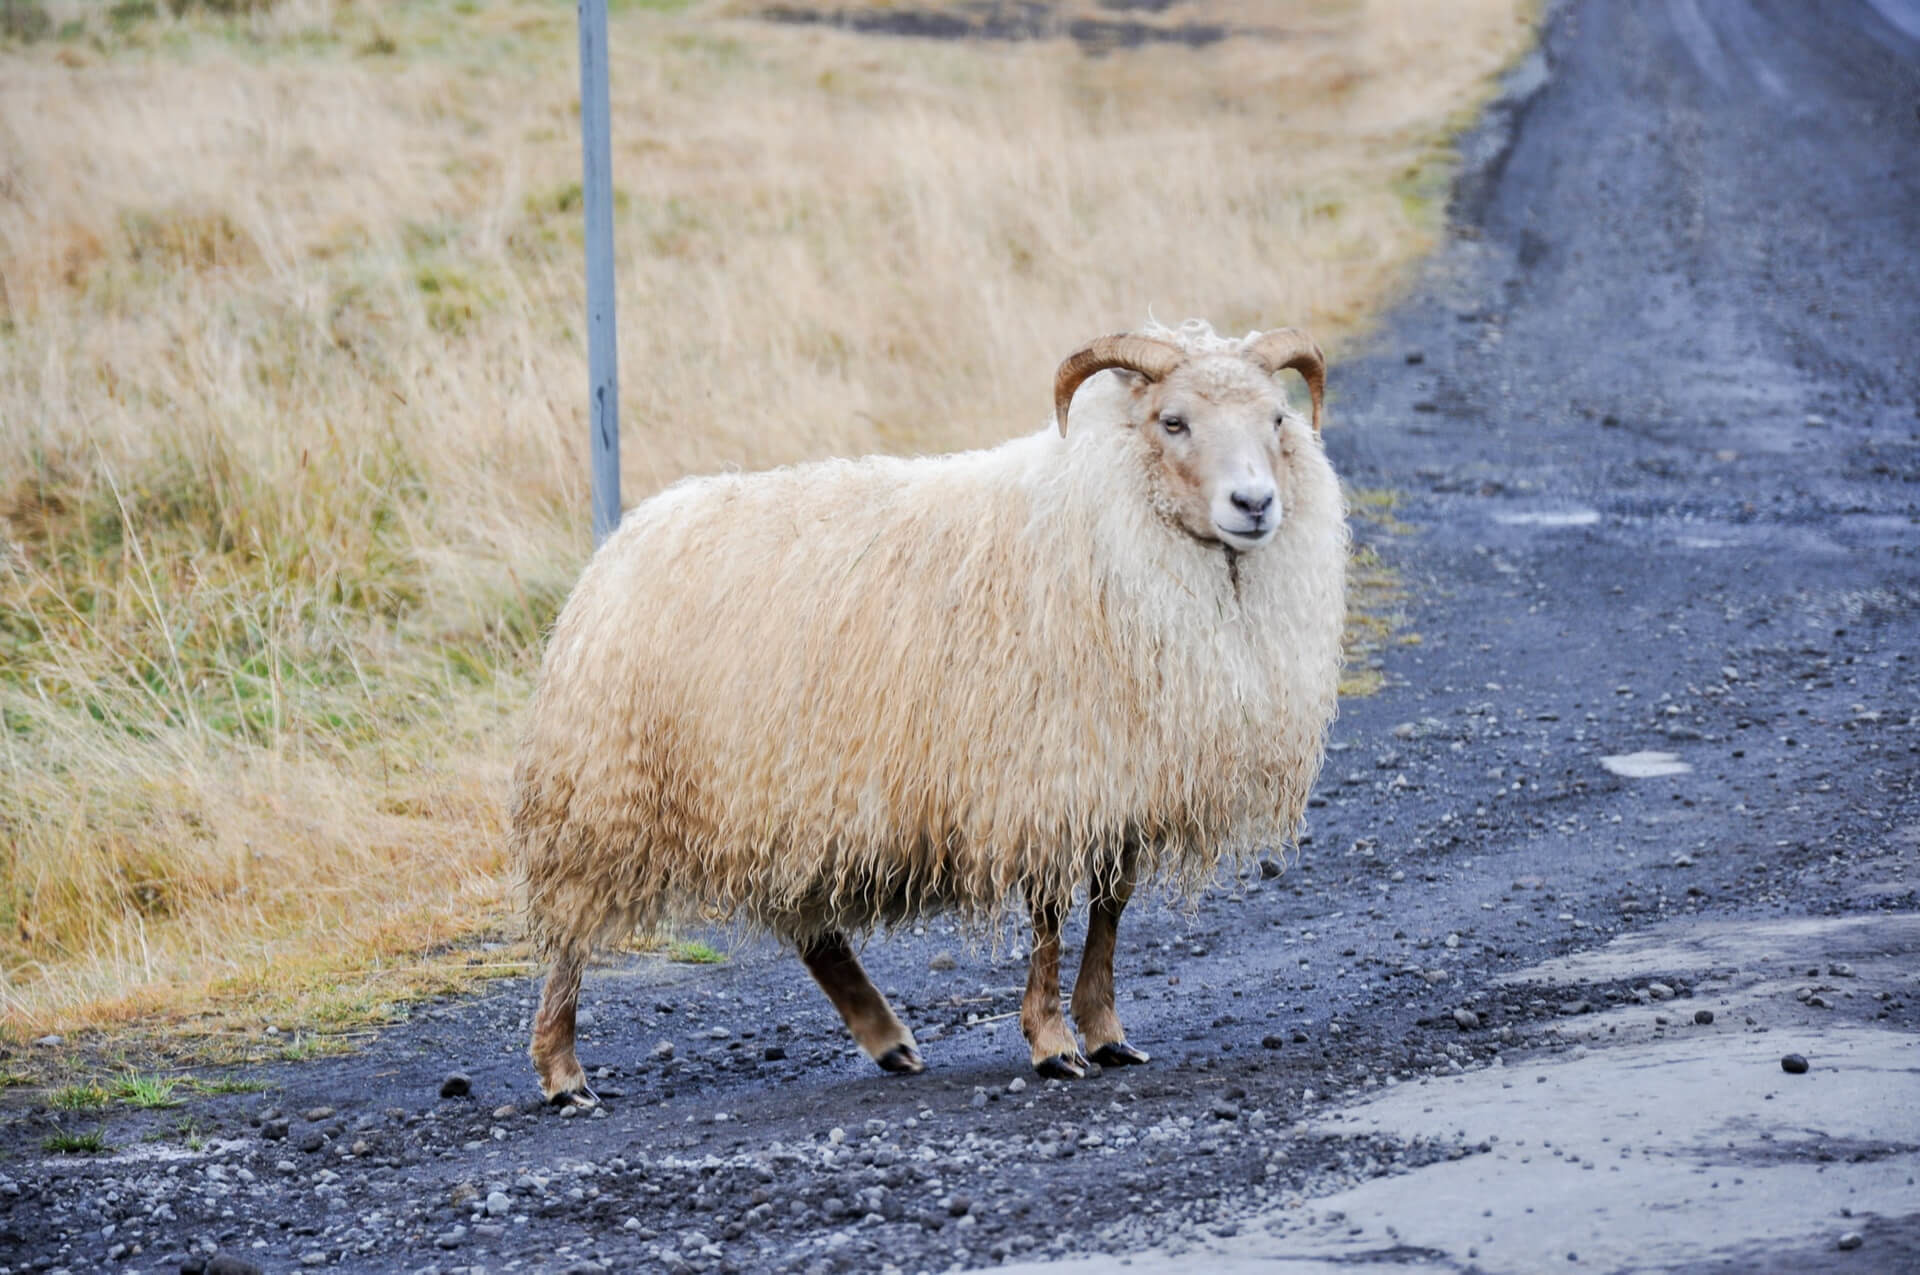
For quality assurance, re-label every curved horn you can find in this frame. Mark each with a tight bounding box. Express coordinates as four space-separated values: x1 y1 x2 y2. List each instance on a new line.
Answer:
1245 328 1327 434
1052 334 1185 436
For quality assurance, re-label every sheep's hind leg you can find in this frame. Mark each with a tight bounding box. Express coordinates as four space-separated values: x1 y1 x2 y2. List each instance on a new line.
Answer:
1073 850 1150 1068
1023 891 1088 1079
530 948 598 1107
800 932 924 1074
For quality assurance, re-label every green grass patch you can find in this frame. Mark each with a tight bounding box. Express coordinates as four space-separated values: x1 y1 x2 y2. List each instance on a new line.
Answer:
111 1074 185 1108
171 1116 209 1151
44 1128 112 1154
667 939 726 965
46 1083 111 1111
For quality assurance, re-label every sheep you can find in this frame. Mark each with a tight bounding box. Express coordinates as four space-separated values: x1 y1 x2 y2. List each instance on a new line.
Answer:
512 319 1347 1105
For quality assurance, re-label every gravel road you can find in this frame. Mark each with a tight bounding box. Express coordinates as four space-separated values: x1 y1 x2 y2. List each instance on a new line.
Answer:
6 1 1917 1272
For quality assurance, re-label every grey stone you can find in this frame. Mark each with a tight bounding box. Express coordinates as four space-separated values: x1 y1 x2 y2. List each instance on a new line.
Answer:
204 1257 264 1275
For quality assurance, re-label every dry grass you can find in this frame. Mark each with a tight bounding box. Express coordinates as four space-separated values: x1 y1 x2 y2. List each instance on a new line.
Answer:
0 0 1536 1044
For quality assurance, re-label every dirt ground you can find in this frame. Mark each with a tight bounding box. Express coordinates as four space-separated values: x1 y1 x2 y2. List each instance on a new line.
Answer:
4 0 1917 1272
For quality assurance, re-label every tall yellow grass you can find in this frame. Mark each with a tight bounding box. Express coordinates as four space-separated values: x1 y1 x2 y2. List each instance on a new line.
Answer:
0 0 1535 1040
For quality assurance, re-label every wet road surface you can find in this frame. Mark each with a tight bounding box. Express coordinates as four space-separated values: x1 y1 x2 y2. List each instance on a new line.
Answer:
6 1 1918 1271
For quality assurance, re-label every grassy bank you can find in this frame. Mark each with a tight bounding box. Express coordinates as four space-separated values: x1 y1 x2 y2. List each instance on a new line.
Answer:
0 0 1536 1044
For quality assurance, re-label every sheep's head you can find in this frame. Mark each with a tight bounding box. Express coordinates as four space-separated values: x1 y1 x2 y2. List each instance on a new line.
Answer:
1053 327 1326 552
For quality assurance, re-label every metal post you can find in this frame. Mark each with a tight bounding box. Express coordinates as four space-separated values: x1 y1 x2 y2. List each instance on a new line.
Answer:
577 0 621 546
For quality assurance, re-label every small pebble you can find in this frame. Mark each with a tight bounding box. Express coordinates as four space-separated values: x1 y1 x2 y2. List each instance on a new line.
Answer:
301 1107 335 1122
439 1073 472 1099
206 1256 265 1275
1838 1232 1863 1251
1453 1008 1481 1031
1006 1077 1027 1093
763 1045 787 1061
1694 1009 1715 1025
1262 1034 1286 1050
1781 1053 1810 1075
929 952 957 971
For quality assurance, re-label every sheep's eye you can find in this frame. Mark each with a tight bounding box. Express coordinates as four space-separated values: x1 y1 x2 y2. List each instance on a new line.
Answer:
1160 414 1189 436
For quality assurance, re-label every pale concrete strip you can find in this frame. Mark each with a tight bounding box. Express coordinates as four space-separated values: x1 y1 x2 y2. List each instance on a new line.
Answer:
997 914 1920 1273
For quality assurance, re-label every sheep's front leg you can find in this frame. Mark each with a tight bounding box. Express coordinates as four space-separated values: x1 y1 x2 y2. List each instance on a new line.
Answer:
1073 851 1150 1067
1022 890 1088 1079
530 948 598 1107
800 932 924 1074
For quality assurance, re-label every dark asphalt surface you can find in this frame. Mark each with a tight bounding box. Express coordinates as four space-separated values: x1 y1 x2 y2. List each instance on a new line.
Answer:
6 1 1919 1272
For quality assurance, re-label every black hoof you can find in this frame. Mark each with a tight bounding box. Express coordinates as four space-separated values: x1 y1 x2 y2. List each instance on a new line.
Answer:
876 1043 925 1075
1034 1051 1088 1080
1089 1041 1151 1067
548 1084 600 1110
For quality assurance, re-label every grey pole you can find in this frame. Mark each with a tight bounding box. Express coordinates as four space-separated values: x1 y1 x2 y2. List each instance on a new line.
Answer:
577 0 621 546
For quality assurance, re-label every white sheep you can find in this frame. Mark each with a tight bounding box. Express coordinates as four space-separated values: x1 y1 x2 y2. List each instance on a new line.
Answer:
512 319 1347 1104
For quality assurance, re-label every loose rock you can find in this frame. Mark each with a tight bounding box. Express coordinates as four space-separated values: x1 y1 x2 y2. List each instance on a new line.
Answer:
1453 1008 1481 1031
205 1256 265 1275
1838 1232 1864 1251
440 1073 472 1099
1694 1009 1715 1025
1781 1054 1810 1075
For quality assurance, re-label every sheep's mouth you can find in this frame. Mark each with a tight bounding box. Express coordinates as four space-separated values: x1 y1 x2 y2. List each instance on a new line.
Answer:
1214 521 1277 549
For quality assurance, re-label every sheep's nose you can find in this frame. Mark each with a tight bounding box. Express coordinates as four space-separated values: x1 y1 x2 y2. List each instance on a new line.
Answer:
1230 487 1275 520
